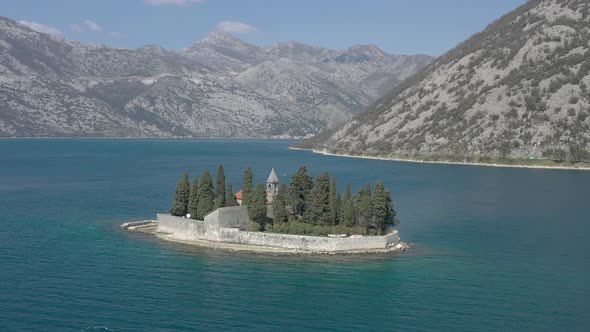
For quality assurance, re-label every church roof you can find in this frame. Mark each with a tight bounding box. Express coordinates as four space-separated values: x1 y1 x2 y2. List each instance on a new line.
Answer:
266 168 279 183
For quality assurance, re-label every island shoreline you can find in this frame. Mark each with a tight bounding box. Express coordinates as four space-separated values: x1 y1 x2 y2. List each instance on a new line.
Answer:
156 232 410 256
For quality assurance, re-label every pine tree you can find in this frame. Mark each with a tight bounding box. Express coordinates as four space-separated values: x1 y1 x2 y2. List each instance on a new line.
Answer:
272 183 288 224
329 177 338 227
340 184 356 227
170 172 190 216
214 165 226 208
303 172 331 226
188 176 199 219
197 170 214 220
225 181 236 207
288 166 314 216
355 184 373 234
242 167 253 206
248 183 267 231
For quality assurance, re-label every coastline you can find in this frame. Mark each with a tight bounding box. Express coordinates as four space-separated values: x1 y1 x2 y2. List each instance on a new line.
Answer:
0 136 300 140
289 147 590 171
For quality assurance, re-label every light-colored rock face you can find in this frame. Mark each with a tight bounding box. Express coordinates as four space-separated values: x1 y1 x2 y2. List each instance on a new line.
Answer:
0 17 433 137
311 0 590 161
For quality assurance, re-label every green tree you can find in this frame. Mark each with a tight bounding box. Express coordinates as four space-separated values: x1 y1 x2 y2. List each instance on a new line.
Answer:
288 166 314 216
248 183 267 231
303 172 331 226
328 177 338 227
340 184 356 227
214 165 226 208
197 170 214 220
170 172 190 216
372 181 397 234
355 184 373 234
225 181 236 207
272 184 288 224
242 167 253 206
188 176 199 219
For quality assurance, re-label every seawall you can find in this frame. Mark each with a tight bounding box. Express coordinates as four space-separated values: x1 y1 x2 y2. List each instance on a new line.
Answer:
155 208 402 254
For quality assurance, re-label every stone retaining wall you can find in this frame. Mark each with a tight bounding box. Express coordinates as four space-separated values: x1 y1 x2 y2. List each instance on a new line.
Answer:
156 208 399 253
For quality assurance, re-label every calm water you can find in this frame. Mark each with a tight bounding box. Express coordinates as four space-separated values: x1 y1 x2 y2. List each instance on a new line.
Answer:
0 139 589 331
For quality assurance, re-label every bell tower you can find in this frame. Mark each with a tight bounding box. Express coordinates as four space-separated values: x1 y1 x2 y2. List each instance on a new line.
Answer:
266 168 280 203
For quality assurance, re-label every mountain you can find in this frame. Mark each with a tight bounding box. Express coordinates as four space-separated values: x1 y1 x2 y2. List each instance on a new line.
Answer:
0 18 432 137
299 0 590 164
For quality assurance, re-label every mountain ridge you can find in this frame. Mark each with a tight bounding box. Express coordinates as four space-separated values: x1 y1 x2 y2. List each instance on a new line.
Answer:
299 0 590 165
0 16 432 137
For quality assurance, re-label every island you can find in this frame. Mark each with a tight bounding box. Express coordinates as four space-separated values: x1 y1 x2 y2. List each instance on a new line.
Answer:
122 165 408 255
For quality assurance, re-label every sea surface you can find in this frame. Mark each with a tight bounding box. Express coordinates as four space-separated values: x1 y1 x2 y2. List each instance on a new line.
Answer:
0 139 589 331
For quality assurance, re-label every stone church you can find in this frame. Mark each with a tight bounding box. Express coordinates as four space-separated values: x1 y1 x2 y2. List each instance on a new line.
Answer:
235 168 280 206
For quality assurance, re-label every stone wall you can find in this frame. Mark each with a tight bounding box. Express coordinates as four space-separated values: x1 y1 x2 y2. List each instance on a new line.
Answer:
157 214 207 241
156 208 400 253
204 206 250 229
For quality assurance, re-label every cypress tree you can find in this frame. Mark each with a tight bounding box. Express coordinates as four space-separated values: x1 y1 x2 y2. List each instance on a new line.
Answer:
225 182 236 207
197 170 214 220
373 181 393 235
329 177 338 227
335 193 342 225
170 172 190 216
288 166 314 216
214 165 226 208
248 183 267 231
340 184 356 227
272 183 288 224
355 184 373 234
188 176 199 219
242 167 253 206
303 172 331 226
385 187 399 229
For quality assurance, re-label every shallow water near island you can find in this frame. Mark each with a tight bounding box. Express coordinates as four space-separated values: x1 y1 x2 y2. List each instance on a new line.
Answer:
0 138 589 331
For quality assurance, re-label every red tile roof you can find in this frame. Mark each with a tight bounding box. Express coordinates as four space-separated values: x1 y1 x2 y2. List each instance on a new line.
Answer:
235 189 243 200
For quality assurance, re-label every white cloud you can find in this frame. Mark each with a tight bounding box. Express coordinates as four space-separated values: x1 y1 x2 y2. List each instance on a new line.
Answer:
109 31 127 39
84 19 102 32
70 24 84 33
216 21 256 34
18 20 63 37
144 0 204 6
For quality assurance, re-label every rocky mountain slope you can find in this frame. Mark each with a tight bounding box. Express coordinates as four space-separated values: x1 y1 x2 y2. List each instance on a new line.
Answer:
301 0 590 163
0 18 432 137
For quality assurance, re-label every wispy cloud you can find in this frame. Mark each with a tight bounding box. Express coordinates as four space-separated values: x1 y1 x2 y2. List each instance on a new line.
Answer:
109 31 127 39
84 19 102 32
217 21 256 34
18 20 63 37
144 0 204 6
69 24 84 33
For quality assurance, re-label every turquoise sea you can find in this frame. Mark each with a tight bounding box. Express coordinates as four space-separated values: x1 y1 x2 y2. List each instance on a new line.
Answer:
0 139 589 331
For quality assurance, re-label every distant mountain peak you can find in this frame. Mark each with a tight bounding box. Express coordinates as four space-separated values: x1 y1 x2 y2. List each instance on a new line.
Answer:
346 44 385 55
199 31 248 46
0 14 433 139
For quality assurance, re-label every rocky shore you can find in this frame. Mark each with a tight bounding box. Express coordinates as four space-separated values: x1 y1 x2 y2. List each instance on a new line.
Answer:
290 147 590 171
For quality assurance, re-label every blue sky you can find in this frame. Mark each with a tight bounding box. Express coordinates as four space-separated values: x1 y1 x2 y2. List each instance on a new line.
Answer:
2 0 526 56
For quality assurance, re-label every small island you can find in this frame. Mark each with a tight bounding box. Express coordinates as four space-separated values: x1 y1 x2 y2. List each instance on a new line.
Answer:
123 165 408 255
